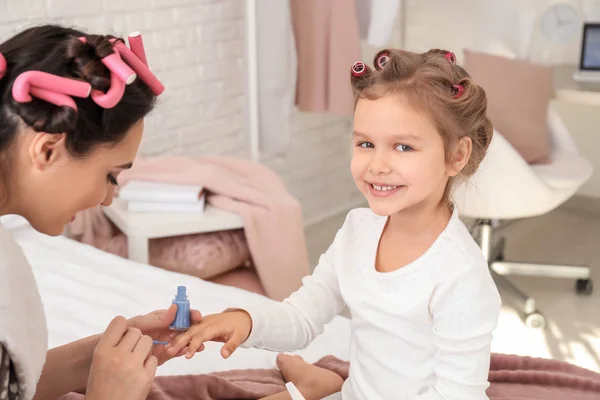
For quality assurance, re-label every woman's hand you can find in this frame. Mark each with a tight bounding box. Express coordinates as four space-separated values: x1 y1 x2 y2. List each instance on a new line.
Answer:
127 304 203 365
86 316 157 400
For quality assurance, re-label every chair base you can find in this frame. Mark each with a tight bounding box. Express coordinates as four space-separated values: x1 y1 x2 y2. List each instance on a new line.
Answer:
477 220 593 329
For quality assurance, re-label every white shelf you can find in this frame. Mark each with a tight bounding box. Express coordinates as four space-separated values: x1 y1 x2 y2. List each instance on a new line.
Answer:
554 65 600 106
103 198 244 239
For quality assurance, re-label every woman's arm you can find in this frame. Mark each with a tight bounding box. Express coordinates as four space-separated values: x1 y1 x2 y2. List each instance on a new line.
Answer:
33 334 100 400
33 305 198 400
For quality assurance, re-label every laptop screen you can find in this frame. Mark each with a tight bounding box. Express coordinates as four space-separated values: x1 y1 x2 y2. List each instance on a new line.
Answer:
581 23 600 70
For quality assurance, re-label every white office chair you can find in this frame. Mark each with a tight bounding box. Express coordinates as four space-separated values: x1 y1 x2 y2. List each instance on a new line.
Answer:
452 104 594 329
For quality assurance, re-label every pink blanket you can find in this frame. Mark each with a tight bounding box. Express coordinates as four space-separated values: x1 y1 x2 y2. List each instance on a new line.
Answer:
58 354 600 400
68 156 310 301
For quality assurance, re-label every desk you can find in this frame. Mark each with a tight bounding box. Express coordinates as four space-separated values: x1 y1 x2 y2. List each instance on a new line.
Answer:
103 198 244 264
554 65 600 106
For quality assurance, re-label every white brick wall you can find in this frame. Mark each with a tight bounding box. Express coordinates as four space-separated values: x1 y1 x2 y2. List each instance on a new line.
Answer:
0 0 365 224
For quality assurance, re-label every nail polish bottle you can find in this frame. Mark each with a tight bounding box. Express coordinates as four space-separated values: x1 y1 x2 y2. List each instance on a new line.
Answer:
169 285 191 331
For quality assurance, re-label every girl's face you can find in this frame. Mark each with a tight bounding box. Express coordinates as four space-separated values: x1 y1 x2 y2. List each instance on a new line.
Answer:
351 93 469 217
12 120 144 236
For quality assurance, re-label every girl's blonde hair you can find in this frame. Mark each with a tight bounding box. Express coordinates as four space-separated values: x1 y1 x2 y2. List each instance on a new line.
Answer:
350 49 493 199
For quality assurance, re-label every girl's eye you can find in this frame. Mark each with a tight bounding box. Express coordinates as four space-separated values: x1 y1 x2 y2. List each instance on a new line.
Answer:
358 142 374 148
106 173 118 186
395 144 413 152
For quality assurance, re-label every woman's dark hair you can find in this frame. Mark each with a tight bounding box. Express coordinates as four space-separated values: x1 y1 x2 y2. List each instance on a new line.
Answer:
0 24 157 158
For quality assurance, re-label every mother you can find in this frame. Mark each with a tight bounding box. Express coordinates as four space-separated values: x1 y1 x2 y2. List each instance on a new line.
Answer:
0 25 200 400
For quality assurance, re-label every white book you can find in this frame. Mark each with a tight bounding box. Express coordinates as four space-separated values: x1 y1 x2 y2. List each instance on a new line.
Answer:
119 180 203 204
126 195 206 214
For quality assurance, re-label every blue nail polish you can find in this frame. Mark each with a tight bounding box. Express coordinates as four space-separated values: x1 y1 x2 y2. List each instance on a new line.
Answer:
169 286 191 331
153 340 169 345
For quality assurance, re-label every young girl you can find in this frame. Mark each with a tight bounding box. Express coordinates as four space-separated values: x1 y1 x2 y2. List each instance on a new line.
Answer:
168 48 502 400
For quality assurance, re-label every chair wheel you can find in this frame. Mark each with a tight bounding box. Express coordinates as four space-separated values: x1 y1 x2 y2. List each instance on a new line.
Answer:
524 312 546 329
576 279 593 295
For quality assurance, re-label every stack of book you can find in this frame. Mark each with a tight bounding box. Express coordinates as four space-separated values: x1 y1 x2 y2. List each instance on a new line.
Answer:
118 180 206 214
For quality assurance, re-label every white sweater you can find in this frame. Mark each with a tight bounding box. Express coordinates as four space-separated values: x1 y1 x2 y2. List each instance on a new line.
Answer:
242 207 501 400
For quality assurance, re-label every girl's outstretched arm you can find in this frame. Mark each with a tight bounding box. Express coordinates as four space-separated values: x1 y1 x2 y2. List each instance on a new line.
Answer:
167 220 350 358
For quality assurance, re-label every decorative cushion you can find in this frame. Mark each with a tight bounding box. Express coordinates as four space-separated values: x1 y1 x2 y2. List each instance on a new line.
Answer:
97 229 250 280
462 49 554 164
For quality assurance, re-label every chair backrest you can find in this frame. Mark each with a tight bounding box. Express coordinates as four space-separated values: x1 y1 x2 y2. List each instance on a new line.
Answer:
451 105 575 219
547 104 579 156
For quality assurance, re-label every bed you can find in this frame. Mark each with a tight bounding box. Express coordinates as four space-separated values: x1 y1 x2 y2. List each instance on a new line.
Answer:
3 217 351 377
5 217 600 400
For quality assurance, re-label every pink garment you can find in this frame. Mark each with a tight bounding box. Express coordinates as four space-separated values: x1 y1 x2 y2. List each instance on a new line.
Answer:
290 0 361 116
68 156 310 301
58 354 600 400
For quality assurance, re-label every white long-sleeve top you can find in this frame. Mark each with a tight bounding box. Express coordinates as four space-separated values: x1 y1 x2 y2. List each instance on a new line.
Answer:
241 207 501 400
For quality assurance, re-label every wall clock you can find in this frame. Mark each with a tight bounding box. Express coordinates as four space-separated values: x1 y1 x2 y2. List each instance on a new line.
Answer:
540 2 583 43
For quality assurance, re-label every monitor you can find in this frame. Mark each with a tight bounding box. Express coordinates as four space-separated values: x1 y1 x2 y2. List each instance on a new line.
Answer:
580 23 600 71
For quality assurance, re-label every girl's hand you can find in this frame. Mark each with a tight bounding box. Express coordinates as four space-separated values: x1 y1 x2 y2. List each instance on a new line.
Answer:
127 304 203 365
166 310 253 359
86 316 157 400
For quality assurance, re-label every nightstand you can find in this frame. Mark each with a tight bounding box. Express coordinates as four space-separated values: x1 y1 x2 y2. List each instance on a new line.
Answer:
102 198 244 264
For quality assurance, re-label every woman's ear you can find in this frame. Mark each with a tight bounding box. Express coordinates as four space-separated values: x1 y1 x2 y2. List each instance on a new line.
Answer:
448 136 472 177
28 132 67 170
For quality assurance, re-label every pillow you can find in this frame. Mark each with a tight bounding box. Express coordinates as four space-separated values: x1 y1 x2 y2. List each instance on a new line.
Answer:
97 229 250 280
462 49 555 164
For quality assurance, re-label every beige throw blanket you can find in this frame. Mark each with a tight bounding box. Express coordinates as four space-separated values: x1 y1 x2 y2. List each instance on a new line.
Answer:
58 353 600 400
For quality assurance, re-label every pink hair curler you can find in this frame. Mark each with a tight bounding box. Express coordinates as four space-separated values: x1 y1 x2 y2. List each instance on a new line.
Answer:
113 41 164 95
0 53 6 80
12 71 92 110
376 52 390 69
100 52 137 85
444 51 456 64
127 31 148 66
79 37 136 85
90 69 126 108
29 87 78 109
351 61 369 77
452 84 464 98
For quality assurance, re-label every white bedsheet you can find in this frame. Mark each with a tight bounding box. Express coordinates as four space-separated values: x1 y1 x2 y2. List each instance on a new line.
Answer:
7 222 351 377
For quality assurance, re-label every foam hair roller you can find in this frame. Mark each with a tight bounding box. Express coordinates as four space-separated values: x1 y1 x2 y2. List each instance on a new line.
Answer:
376 51 390 70
113 41 164 95
452 84 464 98
78 37 137 85
351 61 370 77
12 71 92 110
0 53 6 80
89 68 126 109
127 31 148 66
444 51 456 64
7 30 164 111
